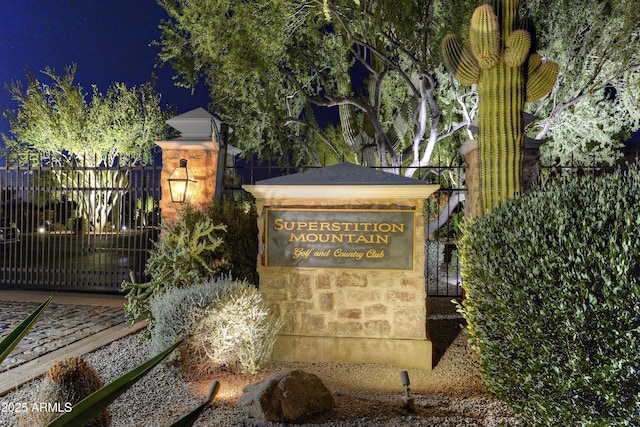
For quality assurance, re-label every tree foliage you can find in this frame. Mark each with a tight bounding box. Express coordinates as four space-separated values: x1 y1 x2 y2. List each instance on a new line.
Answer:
156 0 640 173
3 64 171 164
523 0 640 166
156 0 474 172
2 65 172 231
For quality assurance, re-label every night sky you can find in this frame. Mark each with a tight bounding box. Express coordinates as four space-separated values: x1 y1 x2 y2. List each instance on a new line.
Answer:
0 0 210 140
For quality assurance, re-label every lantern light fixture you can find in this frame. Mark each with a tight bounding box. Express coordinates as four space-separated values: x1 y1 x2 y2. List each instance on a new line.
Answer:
168 159 197 203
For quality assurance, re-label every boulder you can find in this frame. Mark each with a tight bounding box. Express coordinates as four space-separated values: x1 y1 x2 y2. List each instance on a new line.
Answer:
237 369 334 422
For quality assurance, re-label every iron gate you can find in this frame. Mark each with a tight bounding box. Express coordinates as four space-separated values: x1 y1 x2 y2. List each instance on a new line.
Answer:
0 158 162 293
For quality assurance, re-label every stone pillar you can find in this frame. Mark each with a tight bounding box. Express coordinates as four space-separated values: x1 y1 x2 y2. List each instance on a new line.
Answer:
154 141 219 223
154 108 223 223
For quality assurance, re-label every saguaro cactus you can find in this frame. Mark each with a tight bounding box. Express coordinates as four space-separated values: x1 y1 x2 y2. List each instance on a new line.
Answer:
442 0 558 214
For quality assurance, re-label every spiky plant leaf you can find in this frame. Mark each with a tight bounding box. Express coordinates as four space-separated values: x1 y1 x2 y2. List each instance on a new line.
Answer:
0 295 53 364
46 340 182 427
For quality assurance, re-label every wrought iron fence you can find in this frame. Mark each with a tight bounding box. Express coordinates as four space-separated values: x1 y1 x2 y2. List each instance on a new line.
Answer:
421 161 465 298
0 157 162 293
3 149 626 295
222 154 635 297
223 155 467 297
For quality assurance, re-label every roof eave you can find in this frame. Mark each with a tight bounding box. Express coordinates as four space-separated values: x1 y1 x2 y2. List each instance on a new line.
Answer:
243 184 440 199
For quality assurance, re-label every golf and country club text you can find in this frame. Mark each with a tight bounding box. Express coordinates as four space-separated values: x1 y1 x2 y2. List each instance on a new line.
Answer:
267 211 413 268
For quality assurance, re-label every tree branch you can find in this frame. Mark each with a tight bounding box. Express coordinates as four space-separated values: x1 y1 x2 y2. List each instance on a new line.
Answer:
535 64 640 140
283 117 342 162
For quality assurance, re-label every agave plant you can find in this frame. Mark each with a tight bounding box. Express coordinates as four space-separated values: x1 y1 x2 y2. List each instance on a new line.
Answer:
0 296 218 427
0 295 53 364
45 340 183 427
46 340 220 427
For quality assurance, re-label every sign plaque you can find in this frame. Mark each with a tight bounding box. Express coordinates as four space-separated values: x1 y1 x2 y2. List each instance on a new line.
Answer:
265 208 415 270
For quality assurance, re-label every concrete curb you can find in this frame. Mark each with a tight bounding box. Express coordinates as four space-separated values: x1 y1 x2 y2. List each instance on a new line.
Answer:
0 290 126 307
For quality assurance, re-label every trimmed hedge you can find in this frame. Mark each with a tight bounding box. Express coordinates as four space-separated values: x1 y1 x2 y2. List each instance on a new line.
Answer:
459 164 640 426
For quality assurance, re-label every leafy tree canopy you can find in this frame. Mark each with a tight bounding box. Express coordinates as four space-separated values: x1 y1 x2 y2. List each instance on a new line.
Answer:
1 65 174 232
2 64 173 166
156 0 474 170
156 0 640 171
523 0 640 165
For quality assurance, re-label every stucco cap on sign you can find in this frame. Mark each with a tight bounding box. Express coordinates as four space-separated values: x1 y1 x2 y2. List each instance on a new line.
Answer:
243 162 439 199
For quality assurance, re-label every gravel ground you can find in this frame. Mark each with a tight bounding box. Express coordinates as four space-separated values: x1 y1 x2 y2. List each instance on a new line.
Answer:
0 319 519 427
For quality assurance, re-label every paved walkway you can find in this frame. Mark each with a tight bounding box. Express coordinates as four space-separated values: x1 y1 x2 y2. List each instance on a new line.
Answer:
0 290 146 396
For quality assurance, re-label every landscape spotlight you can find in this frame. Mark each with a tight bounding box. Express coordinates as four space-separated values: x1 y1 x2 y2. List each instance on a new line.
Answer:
399 370 415 412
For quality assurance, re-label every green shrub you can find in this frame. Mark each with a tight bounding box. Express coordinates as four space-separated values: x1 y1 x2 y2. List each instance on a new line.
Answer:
459 164 640 425
122 213 227 336
179 198 258 284
192 278 281 374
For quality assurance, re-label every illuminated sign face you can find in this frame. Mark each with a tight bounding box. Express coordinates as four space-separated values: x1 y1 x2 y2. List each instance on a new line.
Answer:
265 208 415 270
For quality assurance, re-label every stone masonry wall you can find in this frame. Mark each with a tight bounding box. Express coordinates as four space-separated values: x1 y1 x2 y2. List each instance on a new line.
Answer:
157 143 219 223
255 197 428 344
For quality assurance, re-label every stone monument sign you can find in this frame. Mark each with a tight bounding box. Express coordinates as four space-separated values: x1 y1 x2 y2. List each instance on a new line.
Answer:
244 162 439 370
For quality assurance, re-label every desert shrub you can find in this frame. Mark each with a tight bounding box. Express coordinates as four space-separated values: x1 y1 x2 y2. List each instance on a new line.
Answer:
179 198 258 284
122 213 227 335
150 275 279 374
32 356 110 427
192 278 281 374
123 198 258 337
149 274 236 358
459 164 640 425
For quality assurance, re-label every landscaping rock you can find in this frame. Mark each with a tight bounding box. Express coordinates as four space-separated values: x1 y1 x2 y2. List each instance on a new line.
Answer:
237 369 334 422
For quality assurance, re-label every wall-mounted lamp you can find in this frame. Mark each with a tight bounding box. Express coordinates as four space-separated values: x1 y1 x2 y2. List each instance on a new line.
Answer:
168 159 197 203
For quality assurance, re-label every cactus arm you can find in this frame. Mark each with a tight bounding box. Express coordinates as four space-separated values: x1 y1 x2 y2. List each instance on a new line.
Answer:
469 5 501 69
519 16 538 50
441 0 558 214
504 30 531 67
528 53 543 75
526 61 560 102
442 34 481 85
